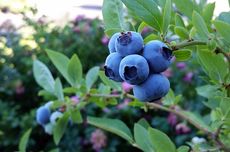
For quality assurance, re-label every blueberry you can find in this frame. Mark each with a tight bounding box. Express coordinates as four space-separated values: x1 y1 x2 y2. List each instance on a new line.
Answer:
104 52 123 82
133 74 170 102
115 31 144 57
50 111 63 125
36 106 51 126
142 40 172 73
119 54 149 85
108 32 120 53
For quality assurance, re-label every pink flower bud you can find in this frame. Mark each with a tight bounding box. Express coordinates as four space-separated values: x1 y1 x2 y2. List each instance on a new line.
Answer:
176 62 186 70
90 129 107 151
101 35 109 45
183 72 193 83
162 68 173 78
167 113 178 127
175 123 191 134
122 82 133 93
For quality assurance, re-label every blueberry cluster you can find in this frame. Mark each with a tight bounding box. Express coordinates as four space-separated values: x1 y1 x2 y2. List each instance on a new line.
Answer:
104 31 172 102
36 101 63 134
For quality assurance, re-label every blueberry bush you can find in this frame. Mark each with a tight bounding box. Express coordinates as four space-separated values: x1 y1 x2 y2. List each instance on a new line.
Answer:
0 7 110 151
18 0 230 151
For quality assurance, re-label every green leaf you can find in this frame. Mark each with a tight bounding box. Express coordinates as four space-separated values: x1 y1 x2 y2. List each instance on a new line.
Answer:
163 89 175 106
181 111 212 132
155 0 166 8
144 34 160 44
196 85 219 98
202 3 215 24
38 90 55 98
86 66 100 92
148 127 176 152
98 71 121 90
63 87 78 94
46 49 71 84
162 0 172 34
48 148 59 152
102 0 129 35
213 20 230 45
197 50 228 83
87 116 134 143
217 12 230 24
177 146 190 152
174 26 189 39
163 89 181 106
53 112 69 145
137 118 150 130
105 28 123 37
67 54 82 87
173 0 194 19
33 60 55 93
121 0 162 31
138 22 148 33
175 14 185 27
173 49 192 61
71 108 83 124
19 128 32 152
134 124 155 152
54 78 64 101
192 11 209 40
220 97 230 117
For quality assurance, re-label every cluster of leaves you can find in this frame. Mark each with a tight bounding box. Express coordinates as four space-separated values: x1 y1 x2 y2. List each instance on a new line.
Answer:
101 0 230 151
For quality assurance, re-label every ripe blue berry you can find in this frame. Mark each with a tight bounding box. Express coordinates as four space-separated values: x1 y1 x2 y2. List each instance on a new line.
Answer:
50 111 63 125
36 106 51 126
104 52 123 82
115 31 144 57
108 32 120 53
133 74 170 102
142 40 172 73
119 54 149 85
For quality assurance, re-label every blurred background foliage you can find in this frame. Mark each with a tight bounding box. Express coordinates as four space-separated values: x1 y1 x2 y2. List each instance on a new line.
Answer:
0 2 209 152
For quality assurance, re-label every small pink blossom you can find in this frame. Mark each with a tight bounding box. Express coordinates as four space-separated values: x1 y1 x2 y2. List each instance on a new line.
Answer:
83 24 90 33
175 123 191 134
75 15 85 22
183 72 193 83
90 129 107 151
111 90 119 95
176 62 186 70
101 35 109 45
15 85 25 95
162 68 173 78
117 98 131 109
70 96 79 104
103 107 111 113
167 113 178 127
122 82 133 93
73 26 81 33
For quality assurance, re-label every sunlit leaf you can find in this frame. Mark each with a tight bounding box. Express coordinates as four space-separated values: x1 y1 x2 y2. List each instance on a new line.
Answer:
87 116 134 143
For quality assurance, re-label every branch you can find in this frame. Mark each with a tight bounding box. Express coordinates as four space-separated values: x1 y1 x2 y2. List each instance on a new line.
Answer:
126 94 212 134
172 40 206 50
172 40 230 63
145 102 212 134
89 93 121 98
